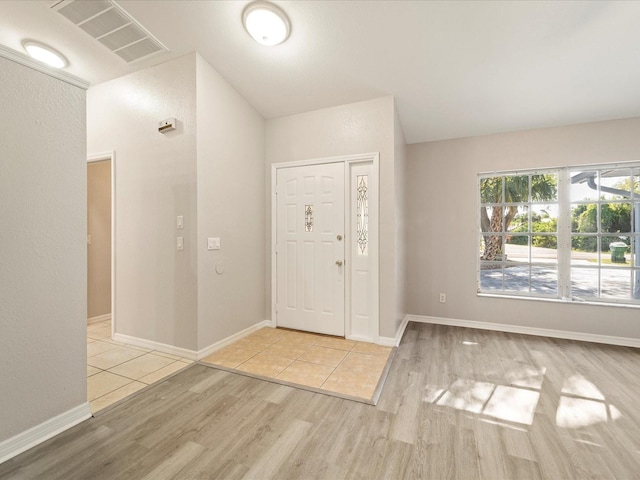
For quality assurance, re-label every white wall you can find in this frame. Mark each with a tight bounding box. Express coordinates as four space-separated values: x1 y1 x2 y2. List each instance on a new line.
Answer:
88 53 266 353
265 96 400 338
394 103 408 331
195 54 265 349
88 54 199 350
0 57 87 442
407 117 640 340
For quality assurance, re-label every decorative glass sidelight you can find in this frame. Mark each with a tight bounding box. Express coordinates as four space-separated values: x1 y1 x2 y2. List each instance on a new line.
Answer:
305 204 313 232
356 175 369 255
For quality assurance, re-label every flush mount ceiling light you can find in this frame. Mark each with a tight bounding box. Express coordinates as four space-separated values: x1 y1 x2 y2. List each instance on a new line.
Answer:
242 1 291 46
23 41 68 68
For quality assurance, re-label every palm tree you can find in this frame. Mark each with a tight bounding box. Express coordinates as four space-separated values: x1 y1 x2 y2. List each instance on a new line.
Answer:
480 174 557 261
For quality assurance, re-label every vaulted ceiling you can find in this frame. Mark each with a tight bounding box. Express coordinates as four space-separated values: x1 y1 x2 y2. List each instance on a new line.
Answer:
2 0 640 144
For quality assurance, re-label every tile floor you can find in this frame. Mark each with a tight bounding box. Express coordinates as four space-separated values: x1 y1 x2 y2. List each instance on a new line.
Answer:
200 327 393 402
87 320 193 413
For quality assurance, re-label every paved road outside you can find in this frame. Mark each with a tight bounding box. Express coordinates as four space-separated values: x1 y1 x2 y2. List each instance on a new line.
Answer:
480 244 640 299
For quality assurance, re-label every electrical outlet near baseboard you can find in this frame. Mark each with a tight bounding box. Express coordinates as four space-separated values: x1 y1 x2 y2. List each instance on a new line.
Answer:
439 293 446 303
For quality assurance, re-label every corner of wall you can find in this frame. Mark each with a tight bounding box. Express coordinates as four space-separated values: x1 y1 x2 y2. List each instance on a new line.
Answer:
393 99 409 332
194 54 266 350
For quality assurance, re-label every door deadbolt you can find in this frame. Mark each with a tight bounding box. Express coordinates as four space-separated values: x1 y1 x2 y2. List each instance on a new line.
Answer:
335 260 343 267
337 234 343 241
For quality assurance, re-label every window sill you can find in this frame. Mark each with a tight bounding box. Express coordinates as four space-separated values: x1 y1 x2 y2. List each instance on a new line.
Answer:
477 293 640 310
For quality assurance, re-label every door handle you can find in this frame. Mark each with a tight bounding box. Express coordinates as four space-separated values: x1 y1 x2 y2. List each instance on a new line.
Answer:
335 260 343 267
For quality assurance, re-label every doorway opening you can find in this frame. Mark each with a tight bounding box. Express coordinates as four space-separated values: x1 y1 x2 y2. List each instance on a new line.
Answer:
87 152 115 333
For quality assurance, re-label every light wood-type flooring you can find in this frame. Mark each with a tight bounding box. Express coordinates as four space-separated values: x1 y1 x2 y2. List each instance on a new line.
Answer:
2 322 639 479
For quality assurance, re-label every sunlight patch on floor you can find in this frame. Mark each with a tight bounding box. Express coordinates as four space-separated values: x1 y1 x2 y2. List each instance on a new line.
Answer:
432 378 539 425
556 396 622 428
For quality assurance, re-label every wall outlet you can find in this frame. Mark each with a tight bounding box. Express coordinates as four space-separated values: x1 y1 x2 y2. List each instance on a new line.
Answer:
439 293 446 303
207 237 220 250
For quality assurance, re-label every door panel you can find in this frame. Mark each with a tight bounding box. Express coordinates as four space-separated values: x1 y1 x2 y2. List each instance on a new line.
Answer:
276 163 345 336
349 162 376 340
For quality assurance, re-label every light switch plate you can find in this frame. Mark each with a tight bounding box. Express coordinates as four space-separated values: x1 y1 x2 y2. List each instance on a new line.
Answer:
207 237 220 250
177 237 184 250
177 216 183 229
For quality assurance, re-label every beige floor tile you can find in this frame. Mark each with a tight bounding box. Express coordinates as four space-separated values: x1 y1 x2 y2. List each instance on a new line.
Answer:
90 381 146 413
86 319 389 408
339 352 390 373
150 351 183 361
351 342 393 356
298 345 348 368
276 361 334 388
87 346 146 370
87 340 120 357
232 336 276 352
87 326 112 340
333 361 383 382
109 353 175 380
251 327 290 341
201 346 257 368
123 344 152 353
321 369 379 400
98 337 125 346
87 321 110 333
262 341 311 360
274 336 317 349
138 361 190 385
87 371 132 401
283 330 322 344
313 336 357 351
236 353 294 377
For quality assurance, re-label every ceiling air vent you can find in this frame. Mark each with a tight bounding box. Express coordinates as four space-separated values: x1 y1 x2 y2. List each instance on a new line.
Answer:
52 0 168 63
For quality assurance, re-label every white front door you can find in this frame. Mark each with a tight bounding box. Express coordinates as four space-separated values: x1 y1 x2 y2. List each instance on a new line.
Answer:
276 163 345 336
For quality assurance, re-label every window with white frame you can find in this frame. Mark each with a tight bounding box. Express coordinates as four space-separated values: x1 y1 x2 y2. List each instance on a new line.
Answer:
478 163 640 305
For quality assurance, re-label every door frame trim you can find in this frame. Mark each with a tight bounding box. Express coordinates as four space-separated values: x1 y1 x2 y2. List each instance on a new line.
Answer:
271 152 380 342
87 151 116 338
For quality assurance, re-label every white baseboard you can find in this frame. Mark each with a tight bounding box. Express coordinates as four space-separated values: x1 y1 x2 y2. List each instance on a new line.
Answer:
346 334 375 343
113 333 198 360
378 316 409 347
406 314 640 348
87 314 111 325
196 320 274 360
0 403 91 465
113 320 275 362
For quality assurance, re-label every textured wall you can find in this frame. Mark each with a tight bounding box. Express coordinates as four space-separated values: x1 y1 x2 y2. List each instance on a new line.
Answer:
195 54 265 349
88 53 198 350
407 117 640 340
0 57 87 442
88 53 266 352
